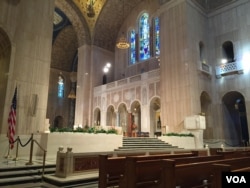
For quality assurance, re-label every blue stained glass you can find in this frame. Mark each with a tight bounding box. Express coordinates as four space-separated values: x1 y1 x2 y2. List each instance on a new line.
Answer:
130 29 136 65
139 13 150 60
58 75 64 98
154 17 160 56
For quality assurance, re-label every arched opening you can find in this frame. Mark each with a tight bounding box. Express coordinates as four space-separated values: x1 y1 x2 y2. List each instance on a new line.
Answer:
106 105 116 127
222 41 235 63
150 97 161 137
222 91 249 146
53 115 64 129
200 91 212 138
130 101 141 137
0 28 11 134
199 41 205 63
93 108 101 126
118 103 128 136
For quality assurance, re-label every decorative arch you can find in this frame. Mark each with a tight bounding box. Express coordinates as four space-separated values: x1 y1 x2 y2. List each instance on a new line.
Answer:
222 91 249 146
55 0 91 46
130 100 141 134
118 103 128 135
149 97 161 136
93 107 101 126
106 105 116 126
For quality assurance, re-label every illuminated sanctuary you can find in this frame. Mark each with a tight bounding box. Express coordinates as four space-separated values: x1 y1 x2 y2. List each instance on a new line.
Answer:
0 0 250 157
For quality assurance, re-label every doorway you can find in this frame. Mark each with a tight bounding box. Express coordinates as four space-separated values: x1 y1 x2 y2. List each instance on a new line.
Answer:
222 91 249 146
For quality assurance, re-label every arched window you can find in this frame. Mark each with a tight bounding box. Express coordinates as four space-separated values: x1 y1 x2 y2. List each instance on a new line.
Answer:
222 41 235 63
130 29 136 65
154 17 160 56
58 75 64 98
199 41 205 63
139 13 150 61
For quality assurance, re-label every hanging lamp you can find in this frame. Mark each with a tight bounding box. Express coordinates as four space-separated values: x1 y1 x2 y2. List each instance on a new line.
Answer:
116 0 130 49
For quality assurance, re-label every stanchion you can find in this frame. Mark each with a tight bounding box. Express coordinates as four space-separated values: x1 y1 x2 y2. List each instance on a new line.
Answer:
26 134 34 165
5 143 12 159
13 136 19 161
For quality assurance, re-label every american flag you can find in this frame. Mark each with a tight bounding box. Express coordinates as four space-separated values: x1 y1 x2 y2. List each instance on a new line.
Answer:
8 87 17 149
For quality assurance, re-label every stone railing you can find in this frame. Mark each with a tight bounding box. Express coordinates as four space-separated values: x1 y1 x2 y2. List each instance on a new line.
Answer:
94 69 160 94
215 62 243 78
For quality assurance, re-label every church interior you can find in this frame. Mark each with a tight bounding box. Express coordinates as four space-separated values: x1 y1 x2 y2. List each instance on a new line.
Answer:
1 0 250 187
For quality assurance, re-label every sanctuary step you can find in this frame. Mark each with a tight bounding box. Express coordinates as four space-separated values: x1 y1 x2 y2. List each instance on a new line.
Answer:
115 137 180 151
0 159 56 187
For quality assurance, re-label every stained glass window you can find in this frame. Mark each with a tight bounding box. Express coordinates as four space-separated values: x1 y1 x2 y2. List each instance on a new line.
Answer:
139 13 150 60
130 29 136 65
58 75 64 98
154 17 160 56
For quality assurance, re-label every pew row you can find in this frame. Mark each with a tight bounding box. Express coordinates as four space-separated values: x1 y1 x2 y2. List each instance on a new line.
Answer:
119 155 224 188
98 151 199 188
119 155 250 188
163 156 250 188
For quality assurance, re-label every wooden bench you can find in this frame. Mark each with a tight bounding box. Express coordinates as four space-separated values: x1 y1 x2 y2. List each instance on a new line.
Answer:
216 150 250 159
119 155 224 188
163 156 250 188
212 163 250 187
98 152 198 188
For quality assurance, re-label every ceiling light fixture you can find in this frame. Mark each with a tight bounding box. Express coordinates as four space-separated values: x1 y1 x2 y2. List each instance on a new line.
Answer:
116 0 130 49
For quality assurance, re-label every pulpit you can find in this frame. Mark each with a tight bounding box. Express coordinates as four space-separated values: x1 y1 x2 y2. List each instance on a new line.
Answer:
184 115 206 149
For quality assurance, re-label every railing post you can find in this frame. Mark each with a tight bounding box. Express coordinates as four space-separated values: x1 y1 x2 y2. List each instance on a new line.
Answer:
26 133 34 165
42 150 47 176
13 136 19 161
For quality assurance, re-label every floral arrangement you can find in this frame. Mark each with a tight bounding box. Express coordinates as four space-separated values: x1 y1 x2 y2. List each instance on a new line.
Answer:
163 132 194 137
49 125 118 134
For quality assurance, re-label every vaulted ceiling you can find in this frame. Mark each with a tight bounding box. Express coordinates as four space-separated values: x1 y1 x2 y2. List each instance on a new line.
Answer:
51 0 236 72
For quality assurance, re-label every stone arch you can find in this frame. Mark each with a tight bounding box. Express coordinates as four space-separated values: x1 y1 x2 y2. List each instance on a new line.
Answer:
93 107 101 126
222 91 249 146
200 91 212 139
149 97 161 136
53 115 64 129
130 100 141 133
106 105 116 127
55 0 91 46
118 103 128 134
0 27 11 134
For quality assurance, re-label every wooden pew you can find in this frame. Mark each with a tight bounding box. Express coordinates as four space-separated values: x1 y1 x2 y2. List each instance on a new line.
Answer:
163 156 250 188
212 163 250 187
98 152 198 188
119 155 224 188
216 150 250 159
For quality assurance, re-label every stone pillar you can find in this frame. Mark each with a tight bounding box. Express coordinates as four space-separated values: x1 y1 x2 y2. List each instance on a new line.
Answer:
75 45 91 127
116 111 119 127
1 0 54 134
